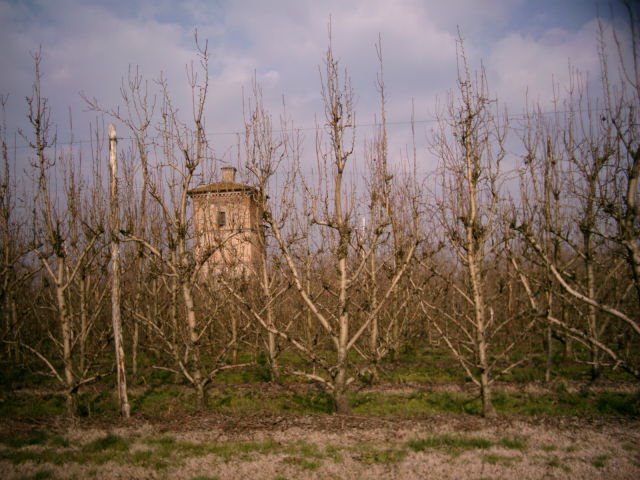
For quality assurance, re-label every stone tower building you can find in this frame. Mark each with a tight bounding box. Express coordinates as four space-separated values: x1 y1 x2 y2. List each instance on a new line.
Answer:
188 167 261 276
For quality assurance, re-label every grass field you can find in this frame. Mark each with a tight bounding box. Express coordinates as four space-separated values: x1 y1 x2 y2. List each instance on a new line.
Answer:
1 347 638 479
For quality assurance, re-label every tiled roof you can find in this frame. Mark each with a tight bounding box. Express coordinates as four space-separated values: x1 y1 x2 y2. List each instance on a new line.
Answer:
188 182 256 194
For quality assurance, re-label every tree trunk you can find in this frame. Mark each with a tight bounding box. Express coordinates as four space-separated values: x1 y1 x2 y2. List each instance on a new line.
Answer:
195 382 208 410
56 258 75 417
545 322 553 383
369 251 379 360
79 275 88 373
260 254 279 380
182 282 206 410
333 382 349 414
471 258 496 418
132 319 139 380
478 341 496 418
267 329 278 380
585 251 600 380
480 380 496 417
231 310 238 364
335 252 350 414
465 118 496 418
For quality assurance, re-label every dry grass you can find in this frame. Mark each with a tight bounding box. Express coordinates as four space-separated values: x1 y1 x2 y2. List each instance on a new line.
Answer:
1 415 638 480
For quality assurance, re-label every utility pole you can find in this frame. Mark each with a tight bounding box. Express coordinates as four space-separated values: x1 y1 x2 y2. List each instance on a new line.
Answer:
109 124 130 418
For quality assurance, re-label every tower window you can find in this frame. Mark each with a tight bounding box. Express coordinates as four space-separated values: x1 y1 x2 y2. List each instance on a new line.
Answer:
217 210 226 227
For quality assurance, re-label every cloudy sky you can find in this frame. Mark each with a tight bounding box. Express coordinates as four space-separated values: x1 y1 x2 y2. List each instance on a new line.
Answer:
0 0 632 177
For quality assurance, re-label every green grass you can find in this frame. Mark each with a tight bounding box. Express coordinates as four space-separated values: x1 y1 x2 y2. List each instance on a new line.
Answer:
592 453 610 469
408 434 493 454
357 447 408 464
0 433 347 473
25 469 56 480
1 430 50 448
488 388 639 417
323 444 343 463
0 427 628 476
2 385 637 420
282 456 321 470
283 392 334 413
539 452 572 473
351 391 481 416
498 436 528 450
147 368 175 385
595 392 640 416
0 433 132 467
0 430 71 450
351 384 619 420
131 386 195 416
0 363 59 389
83 434 130 453
377 348 468 384
545 455 566 470
0 393 66 418
144 435 178 449
205 439 282 461
0 344 637 421
77 391 118 417
482 453 521 466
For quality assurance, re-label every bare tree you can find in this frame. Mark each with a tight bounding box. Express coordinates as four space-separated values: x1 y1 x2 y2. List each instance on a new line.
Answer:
84 64 157 379
512 8 640 380
0 95 33 363
234 31 419 413
241 77 290 379
111 36 252 408
24 51 107 415
518 101 566 381
425 39 511 417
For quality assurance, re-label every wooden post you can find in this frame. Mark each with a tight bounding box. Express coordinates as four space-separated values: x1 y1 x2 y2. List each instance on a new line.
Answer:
109 124 130 418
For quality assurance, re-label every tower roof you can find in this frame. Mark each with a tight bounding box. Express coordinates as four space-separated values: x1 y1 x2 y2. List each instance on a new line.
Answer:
187 182 256 195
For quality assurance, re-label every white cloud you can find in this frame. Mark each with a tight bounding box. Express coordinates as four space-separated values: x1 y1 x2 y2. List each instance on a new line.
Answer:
486 19 602 111
0 0 623 177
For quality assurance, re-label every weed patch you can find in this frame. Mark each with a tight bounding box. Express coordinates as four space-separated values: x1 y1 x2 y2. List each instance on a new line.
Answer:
490 389 639 417
1 429 50 448
145 435 177 447
77 391 117 417
0 393 65 418
30 469 55 480
283 392 334 413
545 455 568 471
592 453 610 469
358 447 408 464
83 434 130 453
351 391 480 416
482 453 521 466
282 456 321 470
595 392 639 416
323 444 343 463
408 434 492 454
131 386 193 416
132 449 169 470
498 436 527 450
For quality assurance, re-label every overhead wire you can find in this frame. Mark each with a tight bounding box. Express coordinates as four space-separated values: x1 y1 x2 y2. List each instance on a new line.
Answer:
2 105 614 151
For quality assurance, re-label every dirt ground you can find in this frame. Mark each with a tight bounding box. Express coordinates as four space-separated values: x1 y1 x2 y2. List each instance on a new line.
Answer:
1 413 639 479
